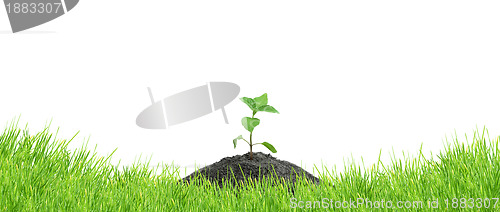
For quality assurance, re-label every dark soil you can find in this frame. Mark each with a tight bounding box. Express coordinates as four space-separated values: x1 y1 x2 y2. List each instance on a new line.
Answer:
181 152 321 189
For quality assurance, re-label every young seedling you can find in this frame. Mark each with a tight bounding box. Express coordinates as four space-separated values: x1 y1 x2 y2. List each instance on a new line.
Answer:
233 93 279 160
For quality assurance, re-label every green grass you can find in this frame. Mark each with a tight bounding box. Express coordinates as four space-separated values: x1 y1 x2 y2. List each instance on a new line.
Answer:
1 119 499 211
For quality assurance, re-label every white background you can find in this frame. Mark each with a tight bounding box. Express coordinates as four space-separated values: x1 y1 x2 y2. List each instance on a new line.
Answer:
1 1 499 177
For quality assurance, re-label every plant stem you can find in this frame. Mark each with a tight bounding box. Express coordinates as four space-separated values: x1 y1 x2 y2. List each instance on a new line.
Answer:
249 112 256 160
242 138 250 146
249 131 253 160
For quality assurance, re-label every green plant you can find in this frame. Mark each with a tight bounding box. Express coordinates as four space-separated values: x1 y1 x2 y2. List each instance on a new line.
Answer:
232 93 279 160
2 118 500 211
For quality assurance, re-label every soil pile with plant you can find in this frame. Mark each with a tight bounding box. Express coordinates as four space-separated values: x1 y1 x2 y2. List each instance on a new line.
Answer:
182 152 320 188
182 93 320 188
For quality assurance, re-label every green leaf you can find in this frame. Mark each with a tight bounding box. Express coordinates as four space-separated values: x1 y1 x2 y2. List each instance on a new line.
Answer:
260 142 277 153
240 97 256 111
257 105 279 114
253 93 268 108
233 135 243 148
241 117 260 132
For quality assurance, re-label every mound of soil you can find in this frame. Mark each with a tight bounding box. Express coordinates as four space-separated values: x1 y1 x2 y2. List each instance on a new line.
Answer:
182 152 320 188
